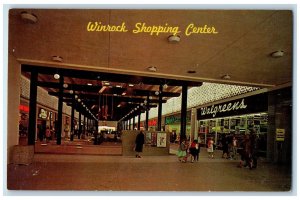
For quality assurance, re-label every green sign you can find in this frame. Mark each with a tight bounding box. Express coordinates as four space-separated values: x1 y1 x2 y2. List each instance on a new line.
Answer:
165 111 191 125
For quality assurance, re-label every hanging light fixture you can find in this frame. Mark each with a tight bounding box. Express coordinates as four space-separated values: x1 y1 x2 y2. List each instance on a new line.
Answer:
53 73 60 80
63 83 68 88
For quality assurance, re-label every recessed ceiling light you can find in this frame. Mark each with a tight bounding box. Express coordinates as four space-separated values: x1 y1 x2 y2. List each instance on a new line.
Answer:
128 84 134 87
122 92 127 96
187 70 196 74
221 74 231 80
271 50 284 58
116 85 122 88
87 83 93 86
168 35 180 43
104 82 110 86
63 83 68 88
20 11 38 24
52 56 63 62
147 66 157 72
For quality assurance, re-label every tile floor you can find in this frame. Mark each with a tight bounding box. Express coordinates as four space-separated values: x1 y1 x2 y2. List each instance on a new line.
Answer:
6 150 292 194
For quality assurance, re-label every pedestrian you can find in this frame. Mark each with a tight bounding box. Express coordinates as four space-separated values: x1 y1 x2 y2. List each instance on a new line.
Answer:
232 136 238 160
221 134 229 159
207 137 214 158
135 131 145 158
189 139 198 163
177 138 187 162
239 134 252 169
250 130 258 169
45 126 51 143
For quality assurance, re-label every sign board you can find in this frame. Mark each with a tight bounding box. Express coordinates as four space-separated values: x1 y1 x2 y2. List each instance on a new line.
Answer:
197 93 268 120
276 129 285 141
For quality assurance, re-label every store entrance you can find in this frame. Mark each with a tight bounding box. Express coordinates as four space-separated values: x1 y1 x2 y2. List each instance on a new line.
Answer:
37 119 47 142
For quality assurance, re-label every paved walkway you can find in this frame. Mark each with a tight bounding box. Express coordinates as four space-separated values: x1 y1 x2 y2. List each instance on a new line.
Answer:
6 151 292 194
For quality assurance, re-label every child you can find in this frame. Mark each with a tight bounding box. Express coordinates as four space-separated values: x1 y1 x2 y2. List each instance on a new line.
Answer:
207 137 214 158
177 139 187 162
189 140 198 163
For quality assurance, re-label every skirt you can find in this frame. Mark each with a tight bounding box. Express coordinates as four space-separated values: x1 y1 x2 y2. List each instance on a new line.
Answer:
177 150 187 157
207 147 214 153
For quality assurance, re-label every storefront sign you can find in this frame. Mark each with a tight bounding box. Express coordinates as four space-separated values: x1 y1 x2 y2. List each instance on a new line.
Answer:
165 111 191 125
19 105 29 112
87 22 218 37
148 119 157 126
276 129 285 141
197 93 268 120
201 99 247 118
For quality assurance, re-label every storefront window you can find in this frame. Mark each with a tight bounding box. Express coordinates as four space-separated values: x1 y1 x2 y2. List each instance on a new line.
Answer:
197 113 268 157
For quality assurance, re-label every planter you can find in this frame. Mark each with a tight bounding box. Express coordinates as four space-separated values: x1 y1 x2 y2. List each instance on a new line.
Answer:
12 145 34 165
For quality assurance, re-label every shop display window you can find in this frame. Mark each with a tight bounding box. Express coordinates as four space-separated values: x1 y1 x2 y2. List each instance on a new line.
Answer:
197 112 268 156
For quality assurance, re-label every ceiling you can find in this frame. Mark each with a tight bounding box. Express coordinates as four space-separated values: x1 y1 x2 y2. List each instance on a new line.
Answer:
21 65 202 121
8 8 293 121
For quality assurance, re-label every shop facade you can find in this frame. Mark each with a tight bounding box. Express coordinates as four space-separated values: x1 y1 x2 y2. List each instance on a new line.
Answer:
197 92 268 156
165 111 191 143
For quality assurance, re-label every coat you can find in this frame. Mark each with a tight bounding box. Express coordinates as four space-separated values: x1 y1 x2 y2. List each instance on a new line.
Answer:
135 132 145 152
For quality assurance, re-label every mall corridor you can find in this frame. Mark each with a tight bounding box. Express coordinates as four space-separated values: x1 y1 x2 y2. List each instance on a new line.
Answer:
6 151 292 193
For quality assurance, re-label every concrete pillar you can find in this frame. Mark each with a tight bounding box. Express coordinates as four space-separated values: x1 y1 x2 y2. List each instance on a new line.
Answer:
267 88 292 164
145 95 150 131
56 76 64 145
27 71 38 145
157 85 163 131
190 108 197 142
7 55 21 163
180 84 188 141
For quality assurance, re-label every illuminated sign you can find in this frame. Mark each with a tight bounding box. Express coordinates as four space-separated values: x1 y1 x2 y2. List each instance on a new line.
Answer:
197 93 268 119
38 108 48 119
165 111 191 125
19 105 29 112
200 99 248 118
148 119 157 126
87 22 218 36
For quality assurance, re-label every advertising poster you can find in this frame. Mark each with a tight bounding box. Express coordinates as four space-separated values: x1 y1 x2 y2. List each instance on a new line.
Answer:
151 132 157 146
157 132 167 148
145 132 152 145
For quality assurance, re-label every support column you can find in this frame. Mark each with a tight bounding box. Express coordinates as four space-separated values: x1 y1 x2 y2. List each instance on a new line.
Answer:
129 118 131 130
138 114 141 130
28 71 38 145
87 118 89 133
78 112 82 139
70 96 75 141
83 115 86 135
145 94 150 131
190 108 197 142
56 75 64 145
157 84 163 131
133 116 136 130
180 84 188 142
96 119 99 133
